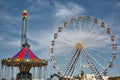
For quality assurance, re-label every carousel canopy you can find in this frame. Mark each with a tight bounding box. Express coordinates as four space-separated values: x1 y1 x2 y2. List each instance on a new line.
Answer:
1 43 48 67
12 45 38 59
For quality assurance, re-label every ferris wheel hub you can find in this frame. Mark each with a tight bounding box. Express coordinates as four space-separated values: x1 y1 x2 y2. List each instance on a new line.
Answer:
75 42 83 50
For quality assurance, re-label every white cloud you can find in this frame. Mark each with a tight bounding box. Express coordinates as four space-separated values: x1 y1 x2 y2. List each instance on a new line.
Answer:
116 2 120 7
54 2 86 18
28 30 53 50
26 29 54 59
6 39 20 47
1 36 20 47
0 37 4 41
0 11 19 24
28 0 52 13
104 15 120 35
0 11 21 36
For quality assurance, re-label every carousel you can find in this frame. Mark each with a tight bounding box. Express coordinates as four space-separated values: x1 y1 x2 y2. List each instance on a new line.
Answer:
1 10 48 80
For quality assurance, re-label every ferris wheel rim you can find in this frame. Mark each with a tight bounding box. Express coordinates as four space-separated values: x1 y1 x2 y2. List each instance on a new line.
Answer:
50 15 117 77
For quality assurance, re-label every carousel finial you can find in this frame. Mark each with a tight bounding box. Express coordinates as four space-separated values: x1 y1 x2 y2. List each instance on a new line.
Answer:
22 9 28 18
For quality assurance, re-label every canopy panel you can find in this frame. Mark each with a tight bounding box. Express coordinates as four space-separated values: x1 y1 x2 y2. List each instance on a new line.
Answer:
12 47 39 59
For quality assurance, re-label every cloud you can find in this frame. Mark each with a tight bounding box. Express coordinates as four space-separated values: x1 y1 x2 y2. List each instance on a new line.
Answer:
0 36 20 47
54 2 86 18
116 2 120 7
0 10 21 34
0 36 4 41
28 0 52 13
0 11 21 49
0 0 9 9
6 39 20 47
104 15 120 35
29 32 51 51
26 29 54 59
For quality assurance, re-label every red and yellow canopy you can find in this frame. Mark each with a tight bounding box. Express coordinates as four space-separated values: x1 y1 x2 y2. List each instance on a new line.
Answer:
1 44 48 67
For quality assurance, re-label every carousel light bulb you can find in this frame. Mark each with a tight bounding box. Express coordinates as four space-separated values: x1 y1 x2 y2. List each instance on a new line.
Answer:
23 10 27 13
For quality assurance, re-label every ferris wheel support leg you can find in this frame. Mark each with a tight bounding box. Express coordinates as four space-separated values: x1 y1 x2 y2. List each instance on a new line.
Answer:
63 49 81 77
63 51 77 76
82 49 103 80
69 50 80 77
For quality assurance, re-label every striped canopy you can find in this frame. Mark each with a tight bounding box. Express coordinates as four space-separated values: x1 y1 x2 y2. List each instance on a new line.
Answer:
1 43 48 67
12 47 39 59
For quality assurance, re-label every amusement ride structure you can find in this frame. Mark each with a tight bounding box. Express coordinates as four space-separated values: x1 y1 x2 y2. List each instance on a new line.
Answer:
50 16 117 80
1 10 48 80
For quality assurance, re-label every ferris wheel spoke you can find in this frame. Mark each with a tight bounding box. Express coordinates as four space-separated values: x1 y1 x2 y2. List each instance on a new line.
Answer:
78 16 85 31
58 31 79 44
90 38 111 45
86 48 109 62
64 21 77 35
89 23 96 31
78 21 82 33
87 17 99 32
57 35 73 43
54 47 73 55
98 35 110 43
91 34 110 41
82 22 90 42
89 21 109 36
55 40 73 46
84 22 89 32
83 49 105 70
56 46 73 51
83 28 109 45
86 47 113 54
55 47 72 52
87 24 101 35
89 28 106 37
81 16 89 31
88 23 107 36
64 22 81 40
70 18 78 32
81 49 103 79
58 29 81 43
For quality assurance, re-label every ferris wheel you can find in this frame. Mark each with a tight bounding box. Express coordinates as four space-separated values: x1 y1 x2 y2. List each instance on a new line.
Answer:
50 15 117 79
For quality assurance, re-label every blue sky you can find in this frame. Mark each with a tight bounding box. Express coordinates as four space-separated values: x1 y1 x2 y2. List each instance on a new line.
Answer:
0 0 120 78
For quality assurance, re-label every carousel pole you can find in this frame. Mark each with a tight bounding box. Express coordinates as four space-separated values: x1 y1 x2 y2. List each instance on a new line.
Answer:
21 10 28 48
